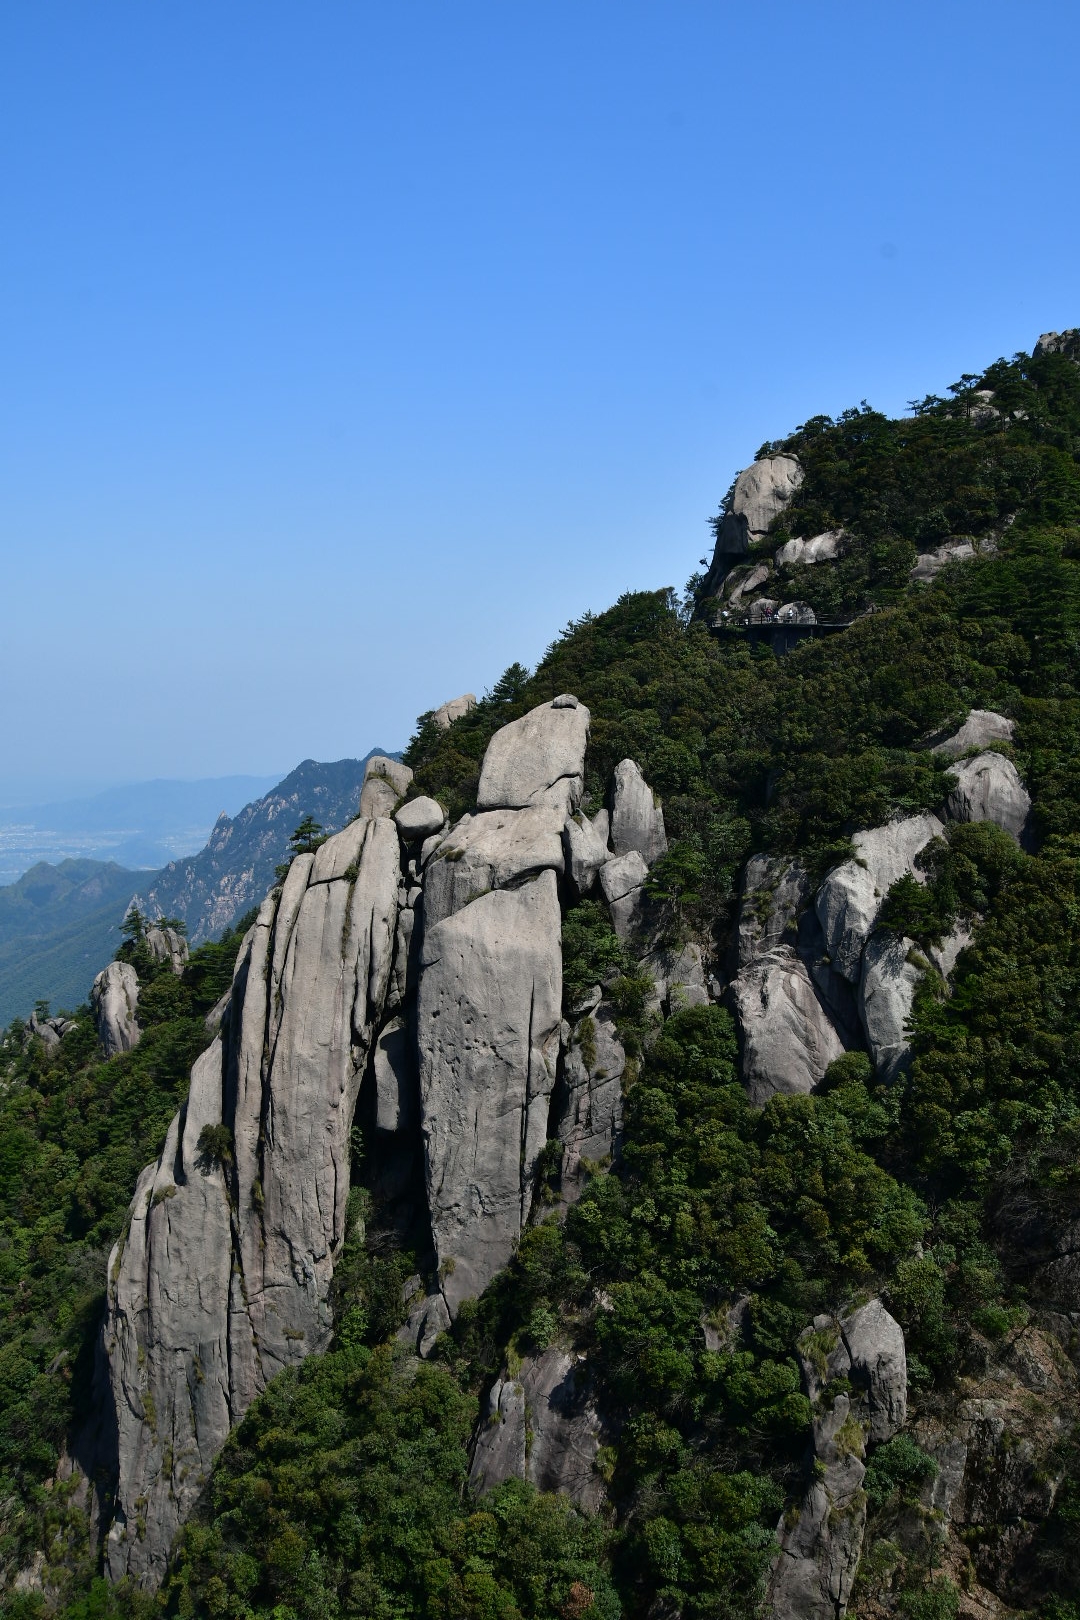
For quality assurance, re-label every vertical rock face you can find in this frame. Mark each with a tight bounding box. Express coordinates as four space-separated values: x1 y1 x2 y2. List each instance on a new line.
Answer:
91 961 141 1057
814 813 944 983
610 759 667 866
558 1002 625 1196
857 931 922 1084
469 1348 607 1512
769 1301 906 1620
102 692 612 1583
731 947 846 1106
737 855 811 968
104 816 401 1585
417 873 563 1314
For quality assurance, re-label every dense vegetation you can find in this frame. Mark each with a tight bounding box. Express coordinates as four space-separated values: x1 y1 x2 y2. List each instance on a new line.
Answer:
0 916 255 1598
4 339 1080 1618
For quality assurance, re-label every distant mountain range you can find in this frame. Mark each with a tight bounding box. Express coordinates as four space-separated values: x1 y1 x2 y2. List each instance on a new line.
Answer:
132 755 389 944
0 774 283 885
0 752 396 1024
0 859 141 1026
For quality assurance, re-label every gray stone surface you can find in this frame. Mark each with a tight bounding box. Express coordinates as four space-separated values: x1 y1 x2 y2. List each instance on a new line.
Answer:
928 917 974 982
640 943 708 1016
946 751 1031 842
737 855 811 967
610 759 667 865
814 813 944 982
723 561 770 603
373 1017 415 1132
840 1299 907 1444
359 755 413 819
394 796 446 842
416 872 562 1314
599 849 650 942
858 931 922 1084
559 1001 625 1195
432 693 476 729
144 925 189 975
104 815 401 1585
732 454 804 536
476 697 590 815
770 1301 906 1620
424 804 565 927
469 1348 606 1511
775 531 843 568
91 961 141 1058
910 539 976 583
1034 328 1080 361
563 811 610 896
933 708 1015 760
731 947 846 1106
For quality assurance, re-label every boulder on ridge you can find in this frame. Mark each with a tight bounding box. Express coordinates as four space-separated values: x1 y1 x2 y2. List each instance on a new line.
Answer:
610 759 667 865
432 693 476 729
91 961 141 1058
946 751 1031 842
933 708 1015 759
476 697 590 815
359 755 413 819
144 925 189 975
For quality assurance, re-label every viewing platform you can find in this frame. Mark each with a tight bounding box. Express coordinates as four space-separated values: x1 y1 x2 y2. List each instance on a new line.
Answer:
709 604 874 653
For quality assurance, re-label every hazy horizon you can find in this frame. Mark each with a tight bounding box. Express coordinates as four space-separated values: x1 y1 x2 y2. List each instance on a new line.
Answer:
2 2 1078 802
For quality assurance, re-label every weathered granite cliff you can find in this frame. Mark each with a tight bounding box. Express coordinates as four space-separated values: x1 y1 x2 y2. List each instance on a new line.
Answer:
102 693 677 1585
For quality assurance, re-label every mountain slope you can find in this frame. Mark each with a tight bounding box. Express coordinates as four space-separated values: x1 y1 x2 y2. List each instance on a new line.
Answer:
0 774 282 885
4 330 1080 1620
133 753 396 943
0 859 139 1024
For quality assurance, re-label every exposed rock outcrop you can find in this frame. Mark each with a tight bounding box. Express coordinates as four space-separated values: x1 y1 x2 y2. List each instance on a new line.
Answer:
731 947 845 1106
417 872 562 1314
815 813 944 982
737 855 811 968
776 531 843 568
703 455 804 588
423 804 565 928
144 924 189 975
610 759 667 866
469 1348 607 1512
910 538 976 582
91 961 141 1058
769 1301 906 1620
563 811 611 896
558 1001 625 1196
104 815 401 1584
933 708 1015 759
946 750 1031 842
359 756 413 819
433 693 476 729
598 849 650 943
477 695 588 814
857 931 921 1084
1034 328 1080 362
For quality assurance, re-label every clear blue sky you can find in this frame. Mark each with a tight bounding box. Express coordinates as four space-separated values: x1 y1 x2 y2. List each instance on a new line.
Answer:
2 2 1077 802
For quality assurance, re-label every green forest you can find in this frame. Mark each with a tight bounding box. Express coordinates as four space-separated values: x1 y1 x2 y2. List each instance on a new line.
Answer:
4 338 1080 1619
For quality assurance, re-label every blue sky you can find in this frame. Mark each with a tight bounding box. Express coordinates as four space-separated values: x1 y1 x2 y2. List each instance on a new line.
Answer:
1 2 1077 802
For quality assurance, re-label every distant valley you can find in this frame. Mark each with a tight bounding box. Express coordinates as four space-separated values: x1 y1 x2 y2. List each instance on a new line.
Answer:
0 752 396 1025
0 773 283 886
